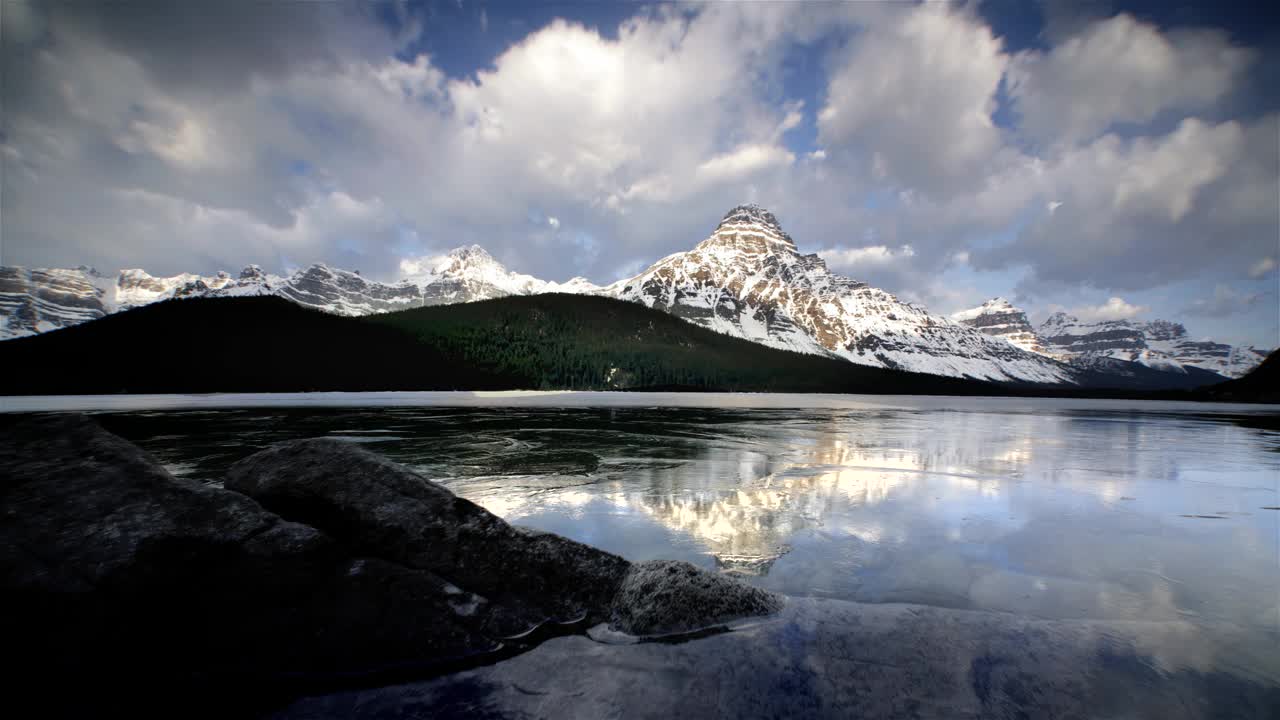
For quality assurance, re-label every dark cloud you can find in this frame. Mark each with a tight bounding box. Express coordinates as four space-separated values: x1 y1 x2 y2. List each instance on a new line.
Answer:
45 2 395 94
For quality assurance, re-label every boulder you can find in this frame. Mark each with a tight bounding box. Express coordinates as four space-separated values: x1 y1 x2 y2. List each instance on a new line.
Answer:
225 438 631 636
2 416 788 714
610 560 784 636
0 415 496 711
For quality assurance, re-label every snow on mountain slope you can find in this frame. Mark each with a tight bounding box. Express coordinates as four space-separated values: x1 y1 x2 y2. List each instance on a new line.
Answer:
953 297 1265 379
1037 312 1266 378
605 205 1075 384
0 267 112 338
950 298 1045 354
0 246 601 338
0 265 284 339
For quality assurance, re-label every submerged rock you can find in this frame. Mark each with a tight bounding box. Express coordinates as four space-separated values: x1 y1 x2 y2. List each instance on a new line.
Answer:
610 560 784 635
225 438 630 635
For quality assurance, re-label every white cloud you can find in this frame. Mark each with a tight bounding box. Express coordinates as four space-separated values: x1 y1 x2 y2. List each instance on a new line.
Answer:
1068 297 1150 322
817 4 1008 198
974 116 1277 290
819 245 916 270
1248 257 1276 279
547 216 560 229
696 144 795 184
1007 14 1254 144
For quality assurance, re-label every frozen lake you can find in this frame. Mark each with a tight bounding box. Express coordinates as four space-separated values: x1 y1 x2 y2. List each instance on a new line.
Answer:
8 391 1279 707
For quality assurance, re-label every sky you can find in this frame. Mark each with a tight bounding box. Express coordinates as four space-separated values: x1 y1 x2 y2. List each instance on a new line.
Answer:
2 0 1277 349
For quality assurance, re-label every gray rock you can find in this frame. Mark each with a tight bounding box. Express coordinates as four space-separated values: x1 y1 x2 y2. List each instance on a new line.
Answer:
609 559 783 635
225 438 631 635
0 415 496 706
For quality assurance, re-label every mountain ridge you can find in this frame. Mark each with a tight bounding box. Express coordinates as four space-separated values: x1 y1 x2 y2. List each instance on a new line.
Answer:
3 204 1261 383
954 298 1266 378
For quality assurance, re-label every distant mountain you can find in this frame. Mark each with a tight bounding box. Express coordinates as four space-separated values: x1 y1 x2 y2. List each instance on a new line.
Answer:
0 265 276 338
1037 312 1265 378
605 205 1074 384
950 298 1044 354
0 247 597 340
953 299 1266 379
0 295 1015 397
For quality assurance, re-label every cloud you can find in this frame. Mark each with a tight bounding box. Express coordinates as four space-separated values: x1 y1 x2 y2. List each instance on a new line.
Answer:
817 4 1009 199
819 245 917 271
1 3 819 280
1249 257 1277 279
1062 297 1151 322
1007 14 1254 145
973 115 1279 291
696 144 795 184
0 2 1276 348
1184 285 1270 318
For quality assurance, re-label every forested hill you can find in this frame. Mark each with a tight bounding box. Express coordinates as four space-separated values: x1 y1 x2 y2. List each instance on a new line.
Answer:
1196 349 1279 404
0 294 1006 396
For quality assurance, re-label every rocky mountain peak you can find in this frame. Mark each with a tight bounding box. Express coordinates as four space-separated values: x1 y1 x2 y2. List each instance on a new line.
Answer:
1143 319 1187 341
710 204 797 249
952 297 1045 355
239 265 266 281
447 244 497 264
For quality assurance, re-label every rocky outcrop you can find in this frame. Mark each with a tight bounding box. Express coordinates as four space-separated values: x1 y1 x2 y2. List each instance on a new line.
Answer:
0 416 495 698
225 438 631 636
2 416 782 713
610 560 783 636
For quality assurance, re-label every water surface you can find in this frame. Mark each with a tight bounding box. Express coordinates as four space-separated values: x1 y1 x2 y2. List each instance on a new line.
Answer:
8 392 1279 682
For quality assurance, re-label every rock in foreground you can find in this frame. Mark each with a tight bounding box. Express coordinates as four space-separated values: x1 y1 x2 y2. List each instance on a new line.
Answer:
226 438 631 635
611 560 784 635
1 416 785 715
0 415 497 710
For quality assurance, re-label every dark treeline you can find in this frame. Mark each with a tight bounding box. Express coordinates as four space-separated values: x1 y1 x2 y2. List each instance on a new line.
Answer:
0 295 994 396
0 294 1270 401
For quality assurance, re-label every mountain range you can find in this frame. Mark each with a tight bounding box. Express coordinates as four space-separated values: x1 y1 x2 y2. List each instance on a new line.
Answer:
952 297 1266 379
1 204 1265 386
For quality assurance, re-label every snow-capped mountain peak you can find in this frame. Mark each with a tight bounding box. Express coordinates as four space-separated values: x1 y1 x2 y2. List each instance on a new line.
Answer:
398 245 569 300
953 300 1266 378
611 205 1074 383
1034 312 1265 378
708 204 798 250
951 297 1045 354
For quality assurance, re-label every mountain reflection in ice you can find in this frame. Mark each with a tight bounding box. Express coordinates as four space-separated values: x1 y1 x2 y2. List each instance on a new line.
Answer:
86 400 1279 673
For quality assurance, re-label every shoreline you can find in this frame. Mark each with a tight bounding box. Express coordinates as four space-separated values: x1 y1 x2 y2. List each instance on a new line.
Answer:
4 389 1279 414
